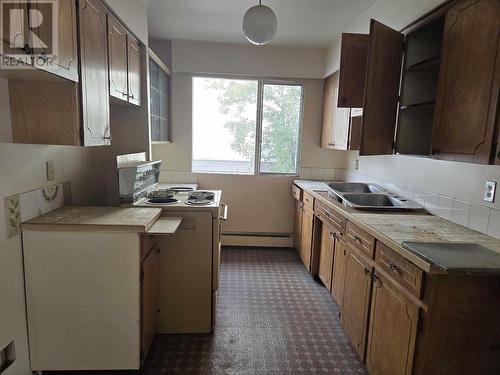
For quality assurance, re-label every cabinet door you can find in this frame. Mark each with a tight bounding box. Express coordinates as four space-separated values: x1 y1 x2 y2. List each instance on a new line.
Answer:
331 238 348 308
338 33 370 108
299 208 314 271
127 35 141 106
341 246 372 360
108 15 128 101
294 201 303 252
0 2 28 58
431 0 500 164
321 71 351 150
79 0 110 146
366 272 419 375
141 246 160 361
318 225 335 290
360 20 404 155
349 114 362 150
32 0 79 81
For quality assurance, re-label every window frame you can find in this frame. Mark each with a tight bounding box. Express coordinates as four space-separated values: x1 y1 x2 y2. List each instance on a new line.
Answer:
191 74 304 177
149 49 172 144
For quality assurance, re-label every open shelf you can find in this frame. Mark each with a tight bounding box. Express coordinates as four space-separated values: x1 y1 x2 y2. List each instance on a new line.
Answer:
400 101 435 110
405 56 441 72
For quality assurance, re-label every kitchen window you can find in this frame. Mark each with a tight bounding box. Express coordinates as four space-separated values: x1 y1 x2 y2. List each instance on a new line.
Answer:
192 77 303 175
149 51 171 142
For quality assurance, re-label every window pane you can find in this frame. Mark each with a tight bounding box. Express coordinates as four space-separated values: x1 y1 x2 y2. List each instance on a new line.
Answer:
259 84 302 174
192 77 258 174
149 58 171 142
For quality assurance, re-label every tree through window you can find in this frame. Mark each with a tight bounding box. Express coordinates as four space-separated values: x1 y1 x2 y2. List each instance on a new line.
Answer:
192 77 302 175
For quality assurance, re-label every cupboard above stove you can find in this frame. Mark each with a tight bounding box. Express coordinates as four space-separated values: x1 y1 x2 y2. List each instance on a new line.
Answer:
321 0 500 165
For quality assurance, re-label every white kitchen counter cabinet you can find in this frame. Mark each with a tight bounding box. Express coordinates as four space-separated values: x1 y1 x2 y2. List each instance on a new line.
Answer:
21 207 182 371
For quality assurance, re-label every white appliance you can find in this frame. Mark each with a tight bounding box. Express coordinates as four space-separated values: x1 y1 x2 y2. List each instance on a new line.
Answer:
118 164 227 333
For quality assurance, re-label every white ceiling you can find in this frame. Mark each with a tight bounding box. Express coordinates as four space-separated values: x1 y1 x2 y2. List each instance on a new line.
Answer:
147 0 376 48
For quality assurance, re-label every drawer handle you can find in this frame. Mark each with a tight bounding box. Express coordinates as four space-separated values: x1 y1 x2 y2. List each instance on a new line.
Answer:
389 263 400 273
354 235 361 244
329 231 337 239
325 211 330 218
363 267 370 275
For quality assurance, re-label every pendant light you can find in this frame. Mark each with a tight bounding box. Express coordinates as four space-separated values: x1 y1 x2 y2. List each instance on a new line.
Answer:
242 0 277 45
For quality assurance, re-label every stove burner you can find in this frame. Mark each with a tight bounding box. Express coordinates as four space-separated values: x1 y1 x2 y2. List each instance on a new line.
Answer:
185 199 212 206
146 198 178 205
146 189 174 199
188 191 215 200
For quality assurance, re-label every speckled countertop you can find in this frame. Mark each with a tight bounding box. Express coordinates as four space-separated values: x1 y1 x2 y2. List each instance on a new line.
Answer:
295 180 500 274
22 206 163 233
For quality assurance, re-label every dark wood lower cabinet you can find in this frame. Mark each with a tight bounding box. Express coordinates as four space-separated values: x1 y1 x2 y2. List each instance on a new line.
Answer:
331 238 348 309
294 200 303 253
299 207 314 271
341 246 373 360
141 244 160 362
366 271 418 375
318 225 335 290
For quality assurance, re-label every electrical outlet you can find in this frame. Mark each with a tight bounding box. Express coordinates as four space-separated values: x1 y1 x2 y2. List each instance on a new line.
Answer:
355 159 359 170
484 180 496 203
46 160 55 181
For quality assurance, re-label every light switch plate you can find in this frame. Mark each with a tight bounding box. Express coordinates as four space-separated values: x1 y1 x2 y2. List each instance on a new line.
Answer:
46 160 55 181
484 181 496 203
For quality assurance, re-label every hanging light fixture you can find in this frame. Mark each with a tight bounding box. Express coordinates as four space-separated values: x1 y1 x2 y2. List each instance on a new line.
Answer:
242 0 277 45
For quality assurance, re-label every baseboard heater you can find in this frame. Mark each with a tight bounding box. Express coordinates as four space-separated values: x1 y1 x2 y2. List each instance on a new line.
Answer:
222 232 293 248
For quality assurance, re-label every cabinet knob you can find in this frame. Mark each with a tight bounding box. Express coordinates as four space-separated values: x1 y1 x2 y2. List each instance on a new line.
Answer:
23 43 32 55
363 267 370 275
389 263 399 273
129 94 135 99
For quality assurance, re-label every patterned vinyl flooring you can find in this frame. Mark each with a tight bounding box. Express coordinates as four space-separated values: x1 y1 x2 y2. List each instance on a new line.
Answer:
47 247 366 375
142 247 366 375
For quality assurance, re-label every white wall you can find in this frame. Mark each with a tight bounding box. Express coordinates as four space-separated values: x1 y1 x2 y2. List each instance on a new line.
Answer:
172 40 326 79
324 0 500 240
152 40 346 236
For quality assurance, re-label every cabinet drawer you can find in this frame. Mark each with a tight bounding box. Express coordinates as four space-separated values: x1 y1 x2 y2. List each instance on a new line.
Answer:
375 242 423 298
302 191 314 210
292 185 302 201
346 221 375 258
315 200 346 236
141 234 157 260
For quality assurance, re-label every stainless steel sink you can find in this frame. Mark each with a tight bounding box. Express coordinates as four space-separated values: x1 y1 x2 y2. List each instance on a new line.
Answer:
323 181 424 211
342 193 402 207
327 182 385 194
341 193 422 210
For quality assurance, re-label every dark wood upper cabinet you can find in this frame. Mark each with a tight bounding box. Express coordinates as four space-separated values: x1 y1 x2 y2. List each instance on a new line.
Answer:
431 0 500 164
127 36 142 106
33 0 79 82
79 0 110 146
360 20 404 155
338 33 369 108
108 14 128 101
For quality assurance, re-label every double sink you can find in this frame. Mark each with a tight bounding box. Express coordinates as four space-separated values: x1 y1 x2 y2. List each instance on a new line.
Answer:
324 182 423 211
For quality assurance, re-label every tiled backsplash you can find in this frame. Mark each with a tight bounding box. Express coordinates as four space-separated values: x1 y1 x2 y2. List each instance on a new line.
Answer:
338 169 500 240
158 167 342 183
5 183 64 238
